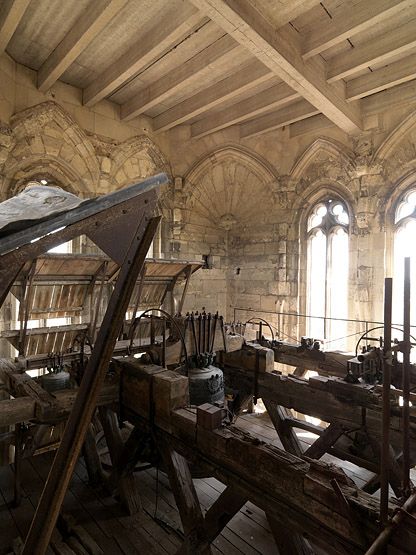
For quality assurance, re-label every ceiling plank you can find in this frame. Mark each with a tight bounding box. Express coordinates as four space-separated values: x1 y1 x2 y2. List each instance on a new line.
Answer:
0 0 31 55
38 0 128 92
240 100 320 138
327 19 416 82
303 0 415 59
346 54 416 101
121 34 238 121
361 79 416 116
250 0 322 28
153 60 271 133
189 0 362 134
83 4 204 107
191 82 299 138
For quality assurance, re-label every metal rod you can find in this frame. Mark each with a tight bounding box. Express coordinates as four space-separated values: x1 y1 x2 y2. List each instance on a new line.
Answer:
191 314 199 357
207 313 211 353
403 257 411 495
161 318 166 368
202 312 206 353
366 492 416 555
380 277 393 525
198 313 202 356
210 312 218 353
233 306 416 330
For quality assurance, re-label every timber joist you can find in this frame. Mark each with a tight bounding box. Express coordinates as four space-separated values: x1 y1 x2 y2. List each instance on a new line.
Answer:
5 0 416 138
120 374 413 554
222 362 416 448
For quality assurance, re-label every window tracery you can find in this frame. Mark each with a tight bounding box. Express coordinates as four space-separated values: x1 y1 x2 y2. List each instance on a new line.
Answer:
306 199 349 350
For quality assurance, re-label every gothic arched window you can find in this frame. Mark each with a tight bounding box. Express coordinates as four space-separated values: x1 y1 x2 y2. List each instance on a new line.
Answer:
393 189 416 327
306 198 349 349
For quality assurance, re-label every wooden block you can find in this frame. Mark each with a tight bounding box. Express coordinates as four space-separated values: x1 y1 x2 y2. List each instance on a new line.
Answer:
113 357 164 419
197 403 224 430
218 343 274 373
153 370 189 430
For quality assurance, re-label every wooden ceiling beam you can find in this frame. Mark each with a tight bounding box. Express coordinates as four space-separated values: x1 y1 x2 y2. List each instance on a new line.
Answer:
346 54 416 101
191 82 299 138
240 100 320 139
189 0 362 134
303 0 415 59
38 0 128 92
153 60 272 133
83 4 204 107
327 19 416 82
120 34 238 121
0 0 30 55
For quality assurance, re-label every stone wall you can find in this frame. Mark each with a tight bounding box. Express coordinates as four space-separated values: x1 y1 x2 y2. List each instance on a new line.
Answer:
3 51 416 340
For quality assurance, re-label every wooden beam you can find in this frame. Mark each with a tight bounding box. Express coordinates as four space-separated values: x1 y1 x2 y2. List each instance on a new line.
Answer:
346 54 416 101
240 100 320 138
191 82 299 138
0 0 30 54
189 0 362 134
153 60 272 133
302 0 415 59
263 401 303 458
38 0 128 92
267 515 314 555
303 423 344 459
202 486 247 544
21 213 160 555
327 19 416 82
121 33 238 121
83 4 204 107
98 406 141 514
289 113 334 137
159 441 211 555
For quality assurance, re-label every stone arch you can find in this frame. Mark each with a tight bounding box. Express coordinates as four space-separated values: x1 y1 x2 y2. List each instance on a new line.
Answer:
182 144 278 229
110 135 171 189
374 109 416 183
3 101 99 197
290 138 355 183
375 109 416 162
3 155 83 198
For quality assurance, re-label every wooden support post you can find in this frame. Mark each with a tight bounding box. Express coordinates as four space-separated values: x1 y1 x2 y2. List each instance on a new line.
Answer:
22 214 160 555
303 423 344 460
177 265 193 315
13 422 23 507
263 400 315 552
158 441 212 555
176 486 247 555
263 400 303 457
111 425 149 479
203 486 247 544
267 515 315 555
127 266 147 339
82 423 104 486
367 434 405 497
98 406 142 514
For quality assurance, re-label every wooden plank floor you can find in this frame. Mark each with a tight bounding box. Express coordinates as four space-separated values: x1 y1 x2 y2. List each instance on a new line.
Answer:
0 410 406 555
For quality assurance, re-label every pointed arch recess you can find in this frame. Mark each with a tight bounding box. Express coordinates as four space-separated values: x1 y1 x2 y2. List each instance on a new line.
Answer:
290 138 354 182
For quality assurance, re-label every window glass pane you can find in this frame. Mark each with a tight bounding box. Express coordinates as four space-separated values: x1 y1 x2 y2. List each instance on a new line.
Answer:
396 201 414 223
307 230 326 340
393 220 416 329
327 228 349 350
